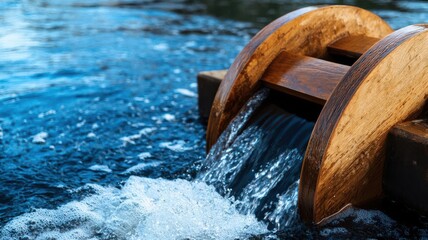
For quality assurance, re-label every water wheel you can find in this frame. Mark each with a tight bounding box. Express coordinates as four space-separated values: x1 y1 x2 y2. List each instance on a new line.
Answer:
201 5 428 223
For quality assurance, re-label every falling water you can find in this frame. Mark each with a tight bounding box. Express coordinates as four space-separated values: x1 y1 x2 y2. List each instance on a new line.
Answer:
199 88 314 230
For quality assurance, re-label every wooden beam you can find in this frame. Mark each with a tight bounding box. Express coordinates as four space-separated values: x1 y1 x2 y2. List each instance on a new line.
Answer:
327 35 381 58
197 71 225 120
262 52 350 105
196 51 350 117
384 120 428 214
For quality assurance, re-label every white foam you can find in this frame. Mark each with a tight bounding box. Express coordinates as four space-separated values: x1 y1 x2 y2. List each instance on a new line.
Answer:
89 164 112 173
153 43 169 51
76 120 86 128
32 132 48 144
0 126 3 140
120 127 157 145
37 109 56 118
175 88 197 98
162 113 175 121
87 132 96 138
138 152 152 160
0 177 267 240
323 206 396 227
133 97 150 103
159 140 192 152
122 162 162 175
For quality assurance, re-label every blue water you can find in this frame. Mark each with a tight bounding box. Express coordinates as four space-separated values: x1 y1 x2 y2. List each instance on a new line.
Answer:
0 0 249 224
1 0 428 239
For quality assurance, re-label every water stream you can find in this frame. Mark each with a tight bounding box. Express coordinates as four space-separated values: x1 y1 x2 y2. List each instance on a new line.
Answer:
1 0 428 239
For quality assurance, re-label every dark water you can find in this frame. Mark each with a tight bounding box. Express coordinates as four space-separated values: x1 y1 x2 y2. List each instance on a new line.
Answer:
1 0 428 238
199 90 314 230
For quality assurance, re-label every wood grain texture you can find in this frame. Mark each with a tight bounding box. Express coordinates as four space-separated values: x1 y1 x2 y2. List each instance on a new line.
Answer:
261 52 350 105
328 35 381 58
206 5 392 150
299 24 428 223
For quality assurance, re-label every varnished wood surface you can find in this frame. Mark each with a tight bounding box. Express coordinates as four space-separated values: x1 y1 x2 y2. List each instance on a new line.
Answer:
299 24 428 223
262 52 350 105
206 5 392 150
327 35 381 59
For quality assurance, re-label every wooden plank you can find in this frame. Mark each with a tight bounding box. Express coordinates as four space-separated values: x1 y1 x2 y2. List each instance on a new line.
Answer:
262 52 350 105
327 35 381 58
299 24 428 223
197 71 225 120
384 120 428 214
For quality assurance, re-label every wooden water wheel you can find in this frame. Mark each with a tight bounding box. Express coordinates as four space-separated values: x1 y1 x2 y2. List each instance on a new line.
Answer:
200 5 428 223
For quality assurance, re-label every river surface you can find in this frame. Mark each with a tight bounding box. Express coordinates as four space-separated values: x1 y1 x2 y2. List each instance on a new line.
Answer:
0 0 428 239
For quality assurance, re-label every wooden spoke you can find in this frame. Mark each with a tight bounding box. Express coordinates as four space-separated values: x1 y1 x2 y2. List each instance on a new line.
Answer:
327 35 381 59
261 52 350 105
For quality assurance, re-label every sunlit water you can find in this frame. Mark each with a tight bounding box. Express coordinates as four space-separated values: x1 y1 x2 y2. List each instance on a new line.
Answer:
1 0 428 239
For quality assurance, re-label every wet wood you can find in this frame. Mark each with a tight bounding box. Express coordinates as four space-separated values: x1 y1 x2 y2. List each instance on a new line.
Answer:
299 24 428 223
384 120 428 214
262 52 350 105
327 35 381 58
206 5 392 150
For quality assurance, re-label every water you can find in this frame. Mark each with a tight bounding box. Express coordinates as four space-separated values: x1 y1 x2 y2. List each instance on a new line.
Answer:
199 89 314 230
1 0 428 239
1 177 267 239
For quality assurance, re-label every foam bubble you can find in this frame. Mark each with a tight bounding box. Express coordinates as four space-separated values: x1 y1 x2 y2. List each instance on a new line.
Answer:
162 113 175 121
32 132 48 144
120 127 157 145
175 88 197 98
1 177 267 240
159 140 192 152
137 152 152 160
122 162 162 175
37 109 56 118
87 132 96 138
89 164 112 173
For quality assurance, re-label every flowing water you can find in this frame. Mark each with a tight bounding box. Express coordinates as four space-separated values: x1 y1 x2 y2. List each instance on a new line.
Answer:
1 0 428 239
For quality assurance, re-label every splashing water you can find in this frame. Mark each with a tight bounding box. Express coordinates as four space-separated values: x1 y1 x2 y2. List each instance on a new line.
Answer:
1 1 427 239
0 177 267 240
0 90 277 240
199 89 314 230
1 85 424 239
1 88 311 239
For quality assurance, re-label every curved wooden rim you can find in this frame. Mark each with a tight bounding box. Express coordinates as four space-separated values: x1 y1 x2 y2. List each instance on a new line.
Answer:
299 24 428 223
206 5 392 150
